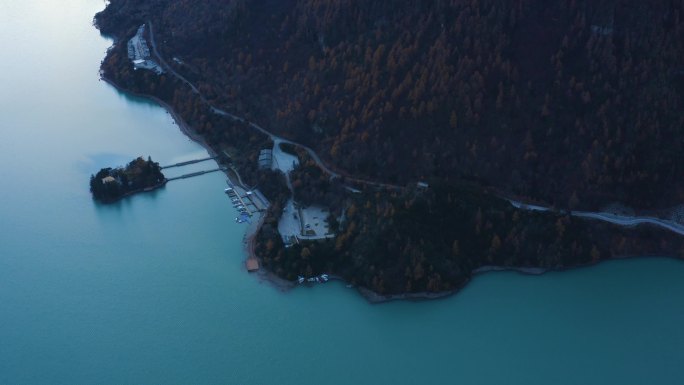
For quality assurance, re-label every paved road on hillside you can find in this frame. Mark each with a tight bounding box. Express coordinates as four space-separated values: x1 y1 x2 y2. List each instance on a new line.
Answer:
509 200 684 236
150 21 684 236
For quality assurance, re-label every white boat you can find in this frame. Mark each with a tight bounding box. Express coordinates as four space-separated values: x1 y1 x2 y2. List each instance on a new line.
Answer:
297 276 305 284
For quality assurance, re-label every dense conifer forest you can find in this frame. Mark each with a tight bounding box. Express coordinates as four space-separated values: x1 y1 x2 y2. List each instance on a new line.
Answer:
95 0 684 295
98 0 684 209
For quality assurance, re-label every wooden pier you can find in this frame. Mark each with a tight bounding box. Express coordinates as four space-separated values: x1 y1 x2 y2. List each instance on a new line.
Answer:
225 185 254 216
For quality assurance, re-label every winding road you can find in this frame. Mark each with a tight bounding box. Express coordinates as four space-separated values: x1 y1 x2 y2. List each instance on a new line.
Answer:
147 21 684 237
572 212 684 236
147 21 403 191
509 200 684 236
149 23 335 175
147 22 203 99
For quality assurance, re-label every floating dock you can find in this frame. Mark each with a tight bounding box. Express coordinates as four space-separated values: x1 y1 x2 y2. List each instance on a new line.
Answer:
225 181 268 216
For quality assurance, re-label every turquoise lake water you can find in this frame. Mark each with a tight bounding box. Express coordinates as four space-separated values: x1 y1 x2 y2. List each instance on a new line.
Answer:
1 1 684 383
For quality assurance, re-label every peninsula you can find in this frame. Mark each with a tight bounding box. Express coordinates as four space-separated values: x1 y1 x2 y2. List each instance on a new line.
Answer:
90 156 165 202
94 0 684 300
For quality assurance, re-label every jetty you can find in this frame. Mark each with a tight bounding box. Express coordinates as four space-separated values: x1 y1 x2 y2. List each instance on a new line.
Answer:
161 156 217 169
166 167 225 181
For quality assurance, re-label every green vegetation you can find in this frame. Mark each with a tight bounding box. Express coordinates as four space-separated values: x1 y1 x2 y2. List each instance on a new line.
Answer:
90 156 165 202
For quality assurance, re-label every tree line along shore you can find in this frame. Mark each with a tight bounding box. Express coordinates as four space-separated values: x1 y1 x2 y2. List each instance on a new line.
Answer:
93 0 684 298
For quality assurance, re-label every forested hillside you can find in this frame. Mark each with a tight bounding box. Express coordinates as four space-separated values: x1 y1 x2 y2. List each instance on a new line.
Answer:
95 0 684 295
98 0 684 210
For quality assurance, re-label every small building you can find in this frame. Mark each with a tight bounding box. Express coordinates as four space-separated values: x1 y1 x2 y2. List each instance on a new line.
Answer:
417 181 429 190
591 25 613 36
246 258 260 272
102 176 117 184
258 149 273 169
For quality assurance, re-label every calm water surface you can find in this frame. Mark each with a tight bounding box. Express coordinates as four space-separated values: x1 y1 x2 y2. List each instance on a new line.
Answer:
1 1 684 384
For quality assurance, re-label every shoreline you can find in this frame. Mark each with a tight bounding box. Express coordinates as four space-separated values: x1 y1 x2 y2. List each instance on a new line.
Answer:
95 18 271 270
101 72 298 291
99 51 683 305
360 254 684 304
100 76 218 159
99 61 537 303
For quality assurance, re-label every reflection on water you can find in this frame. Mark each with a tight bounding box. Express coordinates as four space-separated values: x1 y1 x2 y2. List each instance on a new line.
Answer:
1 1 684 385
113 86 164 108
91 183 166 214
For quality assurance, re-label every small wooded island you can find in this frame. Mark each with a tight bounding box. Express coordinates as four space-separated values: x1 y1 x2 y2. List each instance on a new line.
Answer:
90 156 165 202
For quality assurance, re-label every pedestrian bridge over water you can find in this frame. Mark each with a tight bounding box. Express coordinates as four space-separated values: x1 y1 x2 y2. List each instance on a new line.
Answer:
161 156 217 169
